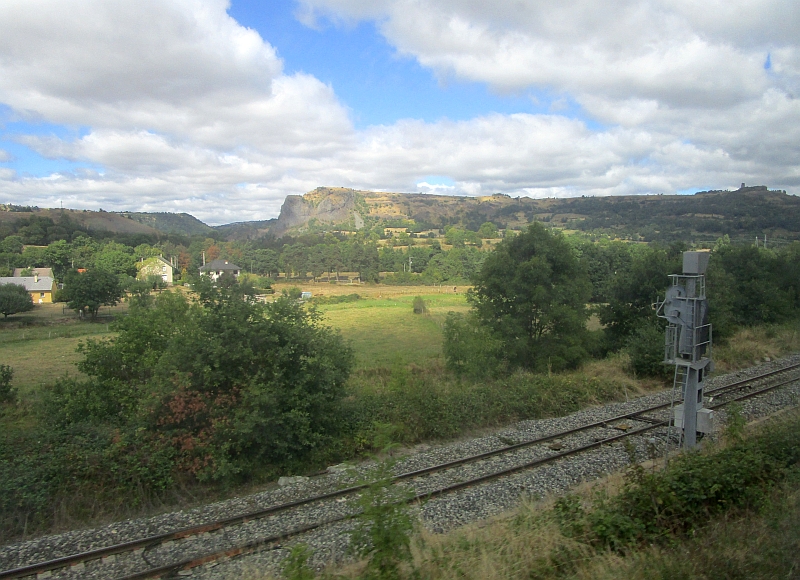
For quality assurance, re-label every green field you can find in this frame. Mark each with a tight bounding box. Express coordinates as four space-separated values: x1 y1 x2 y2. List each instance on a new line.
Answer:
0 303 122 394
0 337 93 395
319 293 469 369
0 291 468 394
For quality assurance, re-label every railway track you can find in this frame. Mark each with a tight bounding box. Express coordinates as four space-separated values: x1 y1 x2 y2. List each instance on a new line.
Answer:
3 361 799 580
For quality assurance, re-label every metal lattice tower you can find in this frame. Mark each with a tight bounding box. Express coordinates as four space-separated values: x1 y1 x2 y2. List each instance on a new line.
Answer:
655 251 714 450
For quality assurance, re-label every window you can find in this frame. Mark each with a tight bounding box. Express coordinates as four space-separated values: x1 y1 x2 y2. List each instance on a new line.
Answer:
40 292 45 298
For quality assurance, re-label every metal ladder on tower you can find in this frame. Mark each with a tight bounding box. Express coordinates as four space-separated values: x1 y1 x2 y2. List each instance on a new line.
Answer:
665 363 688 467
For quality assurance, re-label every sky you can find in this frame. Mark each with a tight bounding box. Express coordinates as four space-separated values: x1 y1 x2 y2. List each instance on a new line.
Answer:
0 0 798 225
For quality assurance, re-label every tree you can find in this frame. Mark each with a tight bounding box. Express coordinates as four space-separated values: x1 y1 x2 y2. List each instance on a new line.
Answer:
710 245 796 327
251 248 279 277
477 221 499 239
44 240 72 280
71 277 354 478
0 235 23 254
599 247 676 352
93 242 136 277
0 284 34 318
457 223 592 372
63 269 123 319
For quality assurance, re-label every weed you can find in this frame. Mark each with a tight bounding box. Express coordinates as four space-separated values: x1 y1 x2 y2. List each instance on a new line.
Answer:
723 402 746 444
283 544 316 580
349 435 415 579
0 364 15 405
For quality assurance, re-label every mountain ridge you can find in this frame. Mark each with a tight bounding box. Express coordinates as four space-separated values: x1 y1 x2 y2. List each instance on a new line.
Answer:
3 184 798 244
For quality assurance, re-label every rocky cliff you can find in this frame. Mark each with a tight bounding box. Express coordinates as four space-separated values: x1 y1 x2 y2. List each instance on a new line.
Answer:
270 187 366 237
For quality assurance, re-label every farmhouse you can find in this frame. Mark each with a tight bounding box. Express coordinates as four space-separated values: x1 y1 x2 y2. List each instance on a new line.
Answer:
199 259 241 282
0 273 57 304
137 256 175 285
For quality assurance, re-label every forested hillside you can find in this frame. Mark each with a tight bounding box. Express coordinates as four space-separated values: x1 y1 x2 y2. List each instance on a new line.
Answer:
216 184 799 245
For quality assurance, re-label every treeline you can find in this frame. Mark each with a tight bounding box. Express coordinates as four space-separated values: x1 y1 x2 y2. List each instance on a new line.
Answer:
445 226 800 379
0 215 496 285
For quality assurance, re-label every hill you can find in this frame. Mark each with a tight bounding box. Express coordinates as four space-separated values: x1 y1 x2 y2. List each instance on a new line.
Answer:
247 184 800 244
214 219 276 241
0 206 161 236
4 184 798 244
117 211 216 237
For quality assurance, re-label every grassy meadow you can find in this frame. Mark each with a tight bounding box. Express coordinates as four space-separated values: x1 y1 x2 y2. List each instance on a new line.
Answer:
2 285 798 403
318 293 469 369
0 286 468 391
0 303 125 395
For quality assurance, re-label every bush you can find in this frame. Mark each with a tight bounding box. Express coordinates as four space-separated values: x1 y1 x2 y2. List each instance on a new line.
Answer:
412 296 428 315
342 364 628 446
37 278 354 485
0 365 15 405
625 321 671 378
559 412 800 551
442 312 505 378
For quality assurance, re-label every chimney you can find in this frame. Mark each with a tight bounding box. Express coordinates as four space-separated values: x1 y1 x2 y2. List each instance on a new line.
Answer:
34 273 38 283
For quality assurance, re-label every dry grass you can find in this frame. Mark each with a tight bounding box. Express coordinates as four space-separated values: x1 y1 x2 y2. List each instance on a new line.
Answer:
572 353 667 397
270 281 472 299
0 337 96 395
714 323 800 373
318 414 800 580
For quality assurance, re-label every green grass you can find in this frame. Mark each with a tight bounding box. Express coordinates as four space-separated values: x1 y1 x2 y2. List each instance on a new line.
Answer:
0 320 116 395
319 294 469 369
0 336 103 395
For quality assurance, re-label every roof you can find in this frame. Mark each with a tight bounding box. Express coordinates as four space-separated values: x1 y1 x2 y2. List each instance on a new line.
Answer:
139 255 173 269
12 267 53 278
0 276 56 292
200 259 242 271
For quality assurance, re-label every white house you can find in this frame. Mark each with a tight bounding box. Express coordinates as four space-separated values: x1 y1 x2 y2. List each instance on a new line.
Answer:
199 259 241 282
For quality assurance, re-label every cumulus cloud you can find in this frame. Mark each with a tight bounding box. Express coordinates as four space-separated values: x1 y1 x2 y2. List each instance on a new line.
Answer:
301 0 796 104
0 0 797 224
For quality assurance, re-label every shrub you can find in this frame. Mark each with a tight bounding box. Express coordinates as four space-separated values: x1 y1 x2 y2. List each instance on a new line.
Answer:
625 321 671 378
48 278 354 480
575 413 800 550
349 444 414 580
0 365 15 405
412 296 428 315
442 312 505 378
